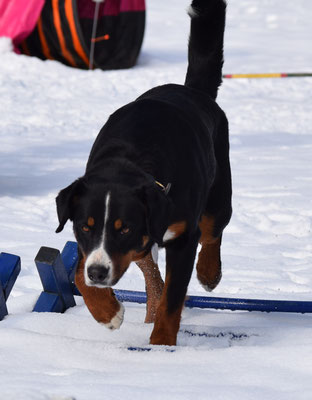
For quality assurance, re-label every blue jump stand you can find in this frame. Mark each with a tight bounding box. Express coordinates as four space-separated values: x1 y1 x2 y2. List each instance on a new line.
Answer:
33 241 312 315
60 241 79 294
33 242 77 313
0 252 21 320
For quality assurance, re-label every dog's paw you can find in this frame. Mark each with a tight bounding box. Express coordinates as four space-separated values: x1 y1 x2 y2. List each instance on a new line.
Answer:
198 271 222 292
103 302 125 330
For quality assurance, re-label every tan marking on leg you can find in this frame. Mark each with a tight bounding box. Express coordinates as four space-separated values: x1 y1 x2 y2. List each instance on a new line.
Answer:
197 215 222 291
75 258 122 326
136 252 164 323
142 235 149 247
149 270 182 346
164 221 187 242
168 221 187 238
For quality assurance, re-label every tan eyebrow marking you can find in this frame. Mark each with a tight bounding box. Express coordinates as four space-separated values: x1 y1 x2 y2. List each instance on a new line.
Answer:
88 217 95 227
114 219 122 230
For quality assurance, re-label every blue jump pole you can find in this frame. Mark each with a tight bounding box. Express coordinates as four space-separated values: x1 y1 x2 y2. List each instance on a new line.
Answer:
114 289 312 314
184 295 312 313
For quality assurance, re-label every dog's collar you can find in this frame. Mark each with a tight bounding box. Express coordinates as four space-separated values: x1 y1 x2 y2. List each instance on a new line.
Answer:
155 180 172 195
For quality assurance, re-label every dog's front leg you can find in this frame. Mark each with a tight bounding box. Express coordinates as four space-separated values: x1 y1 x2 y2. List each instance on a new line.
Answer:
149 230 200 346
136 251 164 323
75 258 124 330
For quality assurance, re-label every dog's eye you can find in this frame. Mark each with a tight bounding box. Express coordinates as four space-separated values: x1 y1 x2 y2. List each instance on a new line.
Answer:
82 225 90 233
120 227 130 235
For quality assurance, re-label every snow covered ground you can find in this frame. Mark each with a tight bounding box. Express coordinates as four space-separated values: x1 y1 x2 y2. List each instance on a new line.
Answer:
1 0 312 398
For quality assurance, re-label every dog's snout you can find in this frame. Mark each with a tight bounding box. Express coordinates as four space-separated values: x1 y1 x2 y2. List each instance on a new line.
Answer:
87 265 109 284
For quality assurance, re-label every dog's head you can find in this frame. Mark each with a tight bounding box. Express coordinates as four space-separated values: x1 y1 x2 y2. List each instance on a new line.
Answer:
56 178 171 287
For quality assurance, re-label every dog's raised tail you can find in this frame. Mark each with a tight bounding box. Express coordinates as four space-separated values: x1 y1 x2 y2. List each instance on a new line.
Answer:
184 0 227 100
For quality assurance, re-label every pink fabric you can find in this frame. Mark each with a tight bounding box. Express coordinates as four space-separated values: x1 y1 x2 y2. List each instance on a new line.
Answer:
0 0 44 45
77 0 145 19
120 0 145 12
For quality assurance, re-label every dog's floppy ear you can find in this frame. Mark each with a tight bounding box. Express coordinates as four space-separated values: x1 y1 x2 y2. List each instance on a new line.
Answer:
55 178 86 233
142 183 172 244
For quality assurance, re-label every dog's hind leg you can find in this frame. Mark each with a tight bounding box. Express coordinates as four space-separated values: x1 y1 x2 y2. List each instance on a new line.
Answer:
197 113 232 291
196 215 222 291
136 251 164 323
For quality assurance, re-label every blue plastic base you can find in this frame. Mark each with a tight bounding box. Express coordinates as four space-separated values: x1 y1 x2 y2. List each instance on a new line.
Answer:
0 252 21 300
0 280 7 320
0 252 21 321
61 241 79 292
33 244 76 313
33 292 64 313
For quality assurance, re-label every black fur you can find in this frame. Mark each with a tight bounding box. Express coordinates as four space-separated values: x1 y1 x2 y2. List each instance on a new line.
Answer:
56 0 231 344
185 0 226 99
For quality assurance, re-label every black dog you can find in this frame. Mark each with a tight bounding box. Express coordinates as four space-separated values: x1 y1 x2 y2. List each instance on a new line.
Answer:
56 0 231 346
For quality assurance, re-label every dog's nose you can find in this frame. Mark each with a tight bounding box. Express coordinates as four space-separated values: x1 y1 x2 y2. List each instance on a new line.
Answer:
87 265 109 284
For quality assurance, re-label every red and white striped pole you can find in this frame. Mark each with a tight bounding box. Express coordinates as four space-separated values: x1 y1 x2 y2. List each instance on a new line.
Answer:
223 72 312 79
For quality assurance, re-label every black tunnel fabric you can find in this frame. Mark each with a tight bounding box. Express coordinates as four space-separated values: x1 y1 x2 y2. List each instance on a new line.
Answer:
20 0 145 70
